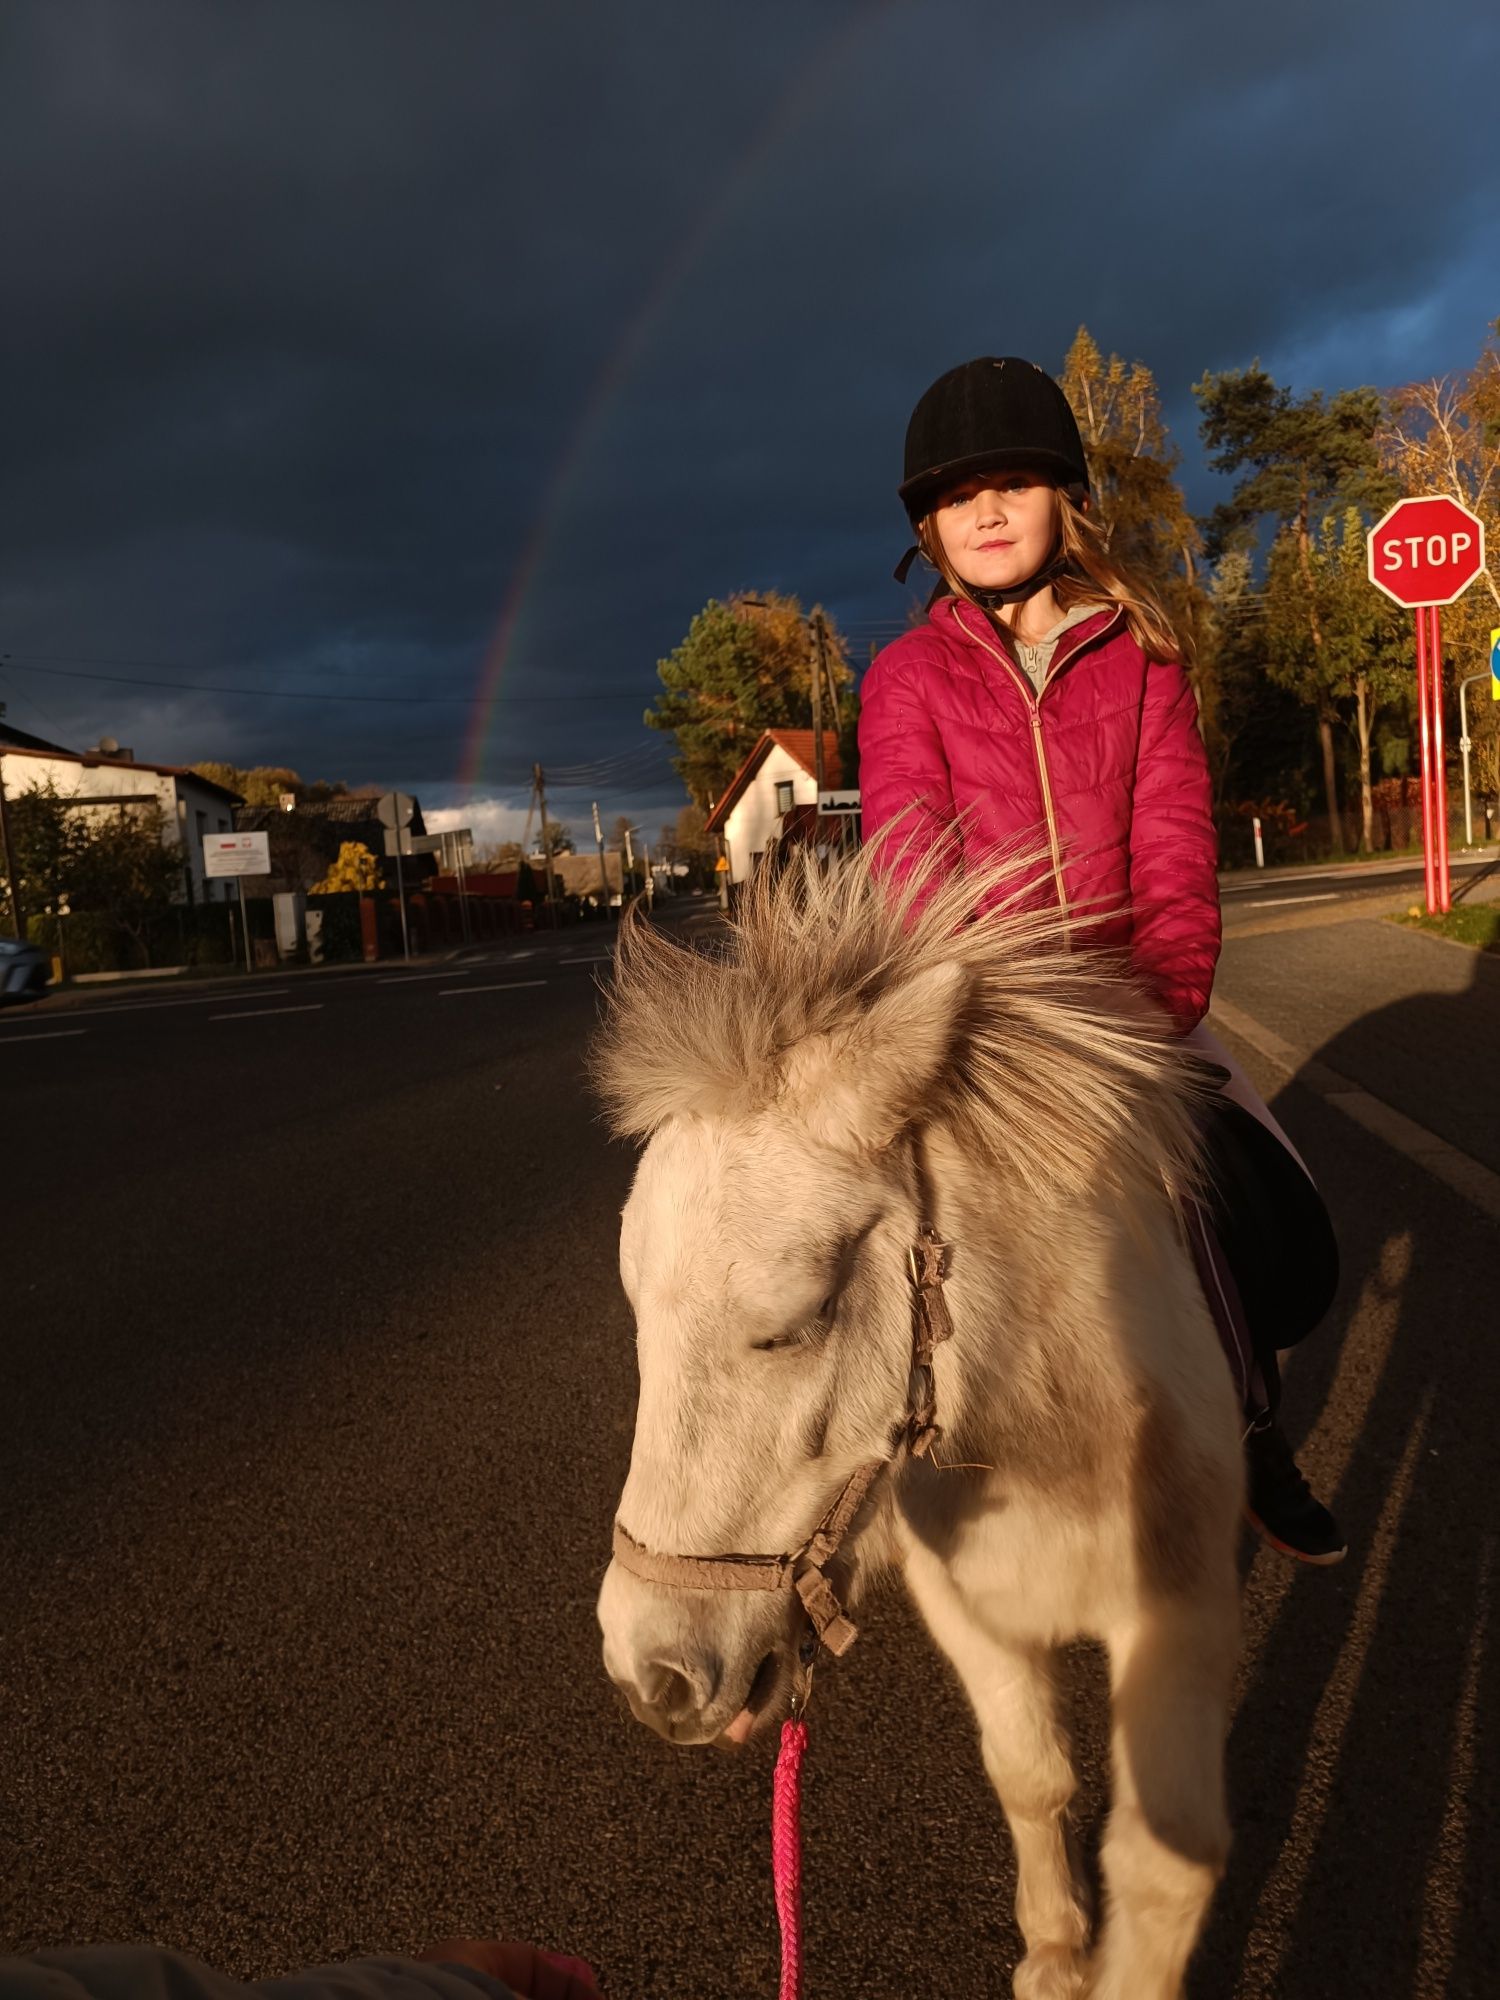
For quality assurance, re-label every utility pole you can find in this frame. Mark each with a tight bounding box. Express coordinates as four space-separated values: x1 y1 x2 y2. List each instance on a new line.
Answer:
809 610 827 798
592 798 611 912
0 750 22 939
533 762 559 920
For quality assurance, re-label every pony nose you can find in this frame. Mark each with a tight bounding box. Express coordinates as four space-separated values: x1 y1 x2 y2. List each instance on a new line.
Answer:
637 1650 722 1719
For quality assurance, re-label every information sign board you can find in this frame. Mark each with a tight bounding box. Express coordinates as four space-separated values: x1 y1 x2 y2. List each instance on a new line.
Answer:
202 832 270 877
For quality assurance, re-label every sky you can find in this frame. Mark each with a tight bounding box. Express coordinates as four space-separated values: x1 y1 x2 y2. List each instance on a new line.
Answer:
2 0 1497 850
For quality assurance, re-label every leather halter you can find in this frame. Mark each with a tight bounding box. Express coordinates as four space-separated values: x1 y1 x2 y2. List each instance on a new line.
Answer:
610 1225 955 1660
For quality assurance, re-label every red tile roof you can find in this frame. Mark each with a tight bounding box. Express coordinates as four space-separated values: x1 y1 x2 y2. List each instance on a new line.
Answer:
704 729 842 834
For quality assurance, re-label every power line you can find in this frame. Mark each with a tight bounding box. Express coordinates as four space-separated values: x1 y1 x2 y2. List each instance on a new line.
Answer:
0 655 651 707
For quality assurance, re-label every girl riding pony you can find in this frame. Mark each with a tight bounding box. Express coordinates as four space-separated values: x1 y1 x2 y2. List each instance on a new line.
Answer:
859 355 1343 1565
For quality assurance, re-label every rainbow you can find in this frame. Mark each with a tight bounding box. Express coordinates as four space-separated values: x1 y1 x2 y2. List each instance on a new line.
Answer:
456 1 900 800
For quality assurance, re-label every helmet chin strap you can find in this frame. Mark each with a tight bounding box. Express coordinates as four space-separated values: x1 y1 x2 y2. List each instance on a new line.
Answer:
964 547 1069 609
893 540 1070 605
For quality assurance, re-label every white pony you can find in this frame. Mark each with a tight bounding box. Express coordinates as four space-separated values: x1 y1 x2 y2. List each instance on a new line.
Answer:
595 847 1242 2000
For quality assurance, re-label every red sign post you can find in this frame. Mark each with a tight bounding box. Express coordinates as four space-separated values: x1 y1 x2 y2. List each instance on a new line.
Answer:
1367 495 1486 913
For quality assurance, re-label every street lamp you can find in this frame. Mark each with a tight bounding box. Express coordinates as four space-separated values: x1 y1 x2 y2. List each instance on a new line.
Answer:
622 826 654 907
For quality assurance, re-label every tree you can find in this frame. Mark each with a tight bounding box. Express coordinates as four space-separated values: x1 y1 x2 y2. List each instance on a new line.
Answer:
1378 319 1500 807
540 818 574 855
655 801 716 889
1194 365 1395 850
188 762 350 807
310 841 384 894
71 805 185 967
7 780 86 920
1262 509 1408 850
473 840 524 871
645 592 853 809
1060 327 1206 652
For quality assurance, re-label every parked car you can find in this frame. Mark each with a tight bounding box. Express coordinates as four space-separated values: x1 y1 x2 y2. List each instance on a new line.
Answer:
0 936 50 1005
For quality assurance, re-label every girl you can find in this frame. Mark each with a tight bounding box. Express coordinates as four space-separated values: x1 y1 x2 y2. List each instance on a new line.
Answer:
859 354 1344 1565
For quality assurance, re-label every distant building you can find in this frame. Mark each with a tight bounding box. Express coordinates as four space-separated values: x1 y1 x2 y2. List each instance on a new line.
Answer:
547 850 624 900
0 724 243 902
703 729 843 884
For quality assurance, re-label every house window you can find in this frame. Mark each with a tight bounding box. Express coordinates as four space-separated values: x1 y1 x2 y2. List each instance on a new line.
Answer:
775 780 794 815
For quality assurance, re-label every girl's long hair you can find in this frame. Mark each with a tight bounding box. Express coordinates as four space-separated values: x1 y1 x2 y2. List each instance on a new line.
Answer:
917 485 1185 664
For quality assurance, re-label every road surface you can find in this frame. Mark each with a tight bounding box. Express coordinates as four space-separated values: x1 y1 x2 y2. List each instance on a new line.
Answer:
2 907 1494 1998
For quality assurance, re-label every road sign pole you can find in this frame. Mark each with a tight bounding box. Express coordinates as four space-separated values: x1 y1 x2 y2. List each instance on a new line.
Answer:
394 840 411 959
1366 494 1488 909
1459 670 1490 848
1429 607 1452 911
237 876 253 973
1424 604 1448 912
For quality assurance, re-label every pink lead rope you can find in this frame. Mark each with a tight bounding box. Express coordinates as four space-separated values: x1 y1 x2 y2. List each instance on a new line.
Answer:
772 1716 809 2000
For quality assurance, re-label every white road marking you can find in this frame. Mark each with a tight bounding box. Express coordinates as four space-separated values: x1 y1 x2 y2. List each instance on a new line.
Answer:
440 980 548 996
0 1028 88 1043
211 1004 325 1021
30 988 294 1023
379 970 471 984
1240 893 1341 909
561 955 614 965
1210 997 1500 1225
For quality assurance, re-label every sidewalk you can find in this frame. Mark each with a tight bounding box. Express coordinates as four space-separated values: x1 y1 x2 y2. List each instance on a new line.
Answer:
1212 905 1500 1184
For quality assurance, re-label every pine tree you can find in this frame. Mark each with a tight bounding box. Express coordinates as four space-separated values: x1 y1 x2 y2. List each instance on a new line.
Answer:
1194 365 1395 850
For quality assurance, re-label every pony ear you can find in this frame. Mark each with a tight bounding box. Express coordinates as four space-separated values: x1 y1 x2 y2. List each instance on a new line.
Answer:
782 960 969 1154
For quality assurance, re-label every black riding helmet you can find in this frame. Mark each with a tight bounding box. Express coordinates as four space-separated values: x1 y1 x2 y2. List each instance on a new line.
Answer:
895 357 1090 588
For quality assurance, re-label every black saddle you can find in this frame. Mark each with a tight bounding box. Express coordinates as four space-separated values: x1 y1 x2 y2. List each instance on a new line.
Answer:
1199 1096 1340 1350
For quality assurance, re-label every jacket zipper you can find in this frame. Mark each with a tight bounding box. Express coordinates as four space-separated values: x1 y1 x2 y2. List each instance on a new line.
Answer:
954 605 1125 942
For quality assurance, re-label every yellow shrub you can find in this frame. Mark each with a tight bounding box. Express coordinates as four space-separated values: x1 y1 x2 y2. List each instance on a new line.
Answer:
311 842 384 894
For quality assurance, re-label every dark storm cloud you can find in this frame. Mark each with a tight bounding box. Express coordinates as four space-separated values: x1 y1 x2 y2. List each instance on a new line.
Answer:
2 0 1495 827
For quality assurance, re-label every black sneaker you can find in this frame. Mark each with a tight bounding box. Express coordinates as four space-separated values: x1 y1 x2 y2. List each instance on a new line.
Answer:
1245 1419 1347 1566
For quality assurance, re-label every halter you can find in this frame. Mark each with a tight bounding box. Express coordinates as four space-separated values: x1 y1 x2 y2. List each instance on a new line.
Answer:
610 1222 955 1661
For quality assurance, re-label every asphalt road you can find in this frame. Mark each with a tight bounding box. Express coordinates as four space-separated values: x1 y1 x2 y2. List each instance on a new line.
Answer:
2 911 1494 1998
1219 847 1499 919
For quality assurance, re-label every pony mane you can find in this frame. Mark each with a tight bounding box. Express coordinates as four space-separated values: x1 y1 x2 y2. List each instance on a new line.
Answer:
592 836 1208 1205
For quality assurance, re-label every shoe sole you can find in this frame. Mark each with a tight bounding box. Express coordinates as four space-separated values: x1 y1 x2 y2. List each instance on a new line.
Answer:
1244 1507 1348 1566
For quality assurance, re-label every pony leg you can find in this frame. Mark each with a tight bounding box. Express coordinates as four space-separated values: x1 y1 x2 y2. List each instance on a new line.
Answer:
904 1550 1090 2000
1089 1600 1236 2000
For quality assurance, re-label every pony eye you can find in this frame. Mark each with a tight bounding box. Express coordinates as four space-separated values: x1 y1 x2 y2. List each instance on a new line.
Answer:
751 1301 834 1355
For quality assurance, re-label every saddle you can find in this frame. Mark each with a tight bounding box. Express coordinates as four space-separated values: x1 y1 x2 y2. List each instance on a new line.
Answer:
1199 1094 1340 1351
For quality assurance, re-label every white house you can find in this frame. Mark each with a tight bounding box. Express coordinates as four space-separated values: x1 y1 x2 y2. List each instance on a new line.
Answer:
704 729 843 884
0 724 244 903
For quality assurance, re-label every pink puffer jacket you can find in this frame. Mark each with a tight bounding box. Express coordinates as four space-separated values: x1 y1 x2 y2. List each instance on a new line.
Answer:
858 595 1220 1034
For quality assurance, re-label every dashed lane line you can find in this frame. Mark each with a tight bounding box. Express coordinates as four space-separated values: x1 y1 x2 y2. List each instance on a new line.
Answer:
561 955 614 965
439 980 548 996
11 988 294 1024
1209 996 1500 1226
0 1029 89 1043
378 969 472 984
210 1004 326 1021
1240 893 1341 909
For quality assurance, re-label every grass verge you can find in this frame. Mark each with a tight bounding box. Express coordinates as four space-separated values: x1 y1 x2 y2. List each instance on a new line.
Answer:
1393 903 1500 952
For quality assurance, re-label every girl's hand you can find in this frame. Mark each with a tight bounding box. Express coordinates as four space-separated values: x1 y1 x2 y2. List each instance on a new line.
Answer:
417 1938 603 1999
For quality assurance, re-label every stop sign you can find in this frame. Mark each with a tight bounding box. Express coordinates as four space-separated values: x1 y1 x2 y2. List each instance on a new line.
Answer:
1367 494 1486 607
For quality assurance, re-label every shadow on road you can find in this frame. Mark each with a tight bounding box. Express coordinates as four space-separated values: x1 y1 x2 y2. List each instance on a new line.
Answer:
1198 954 1498 2000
